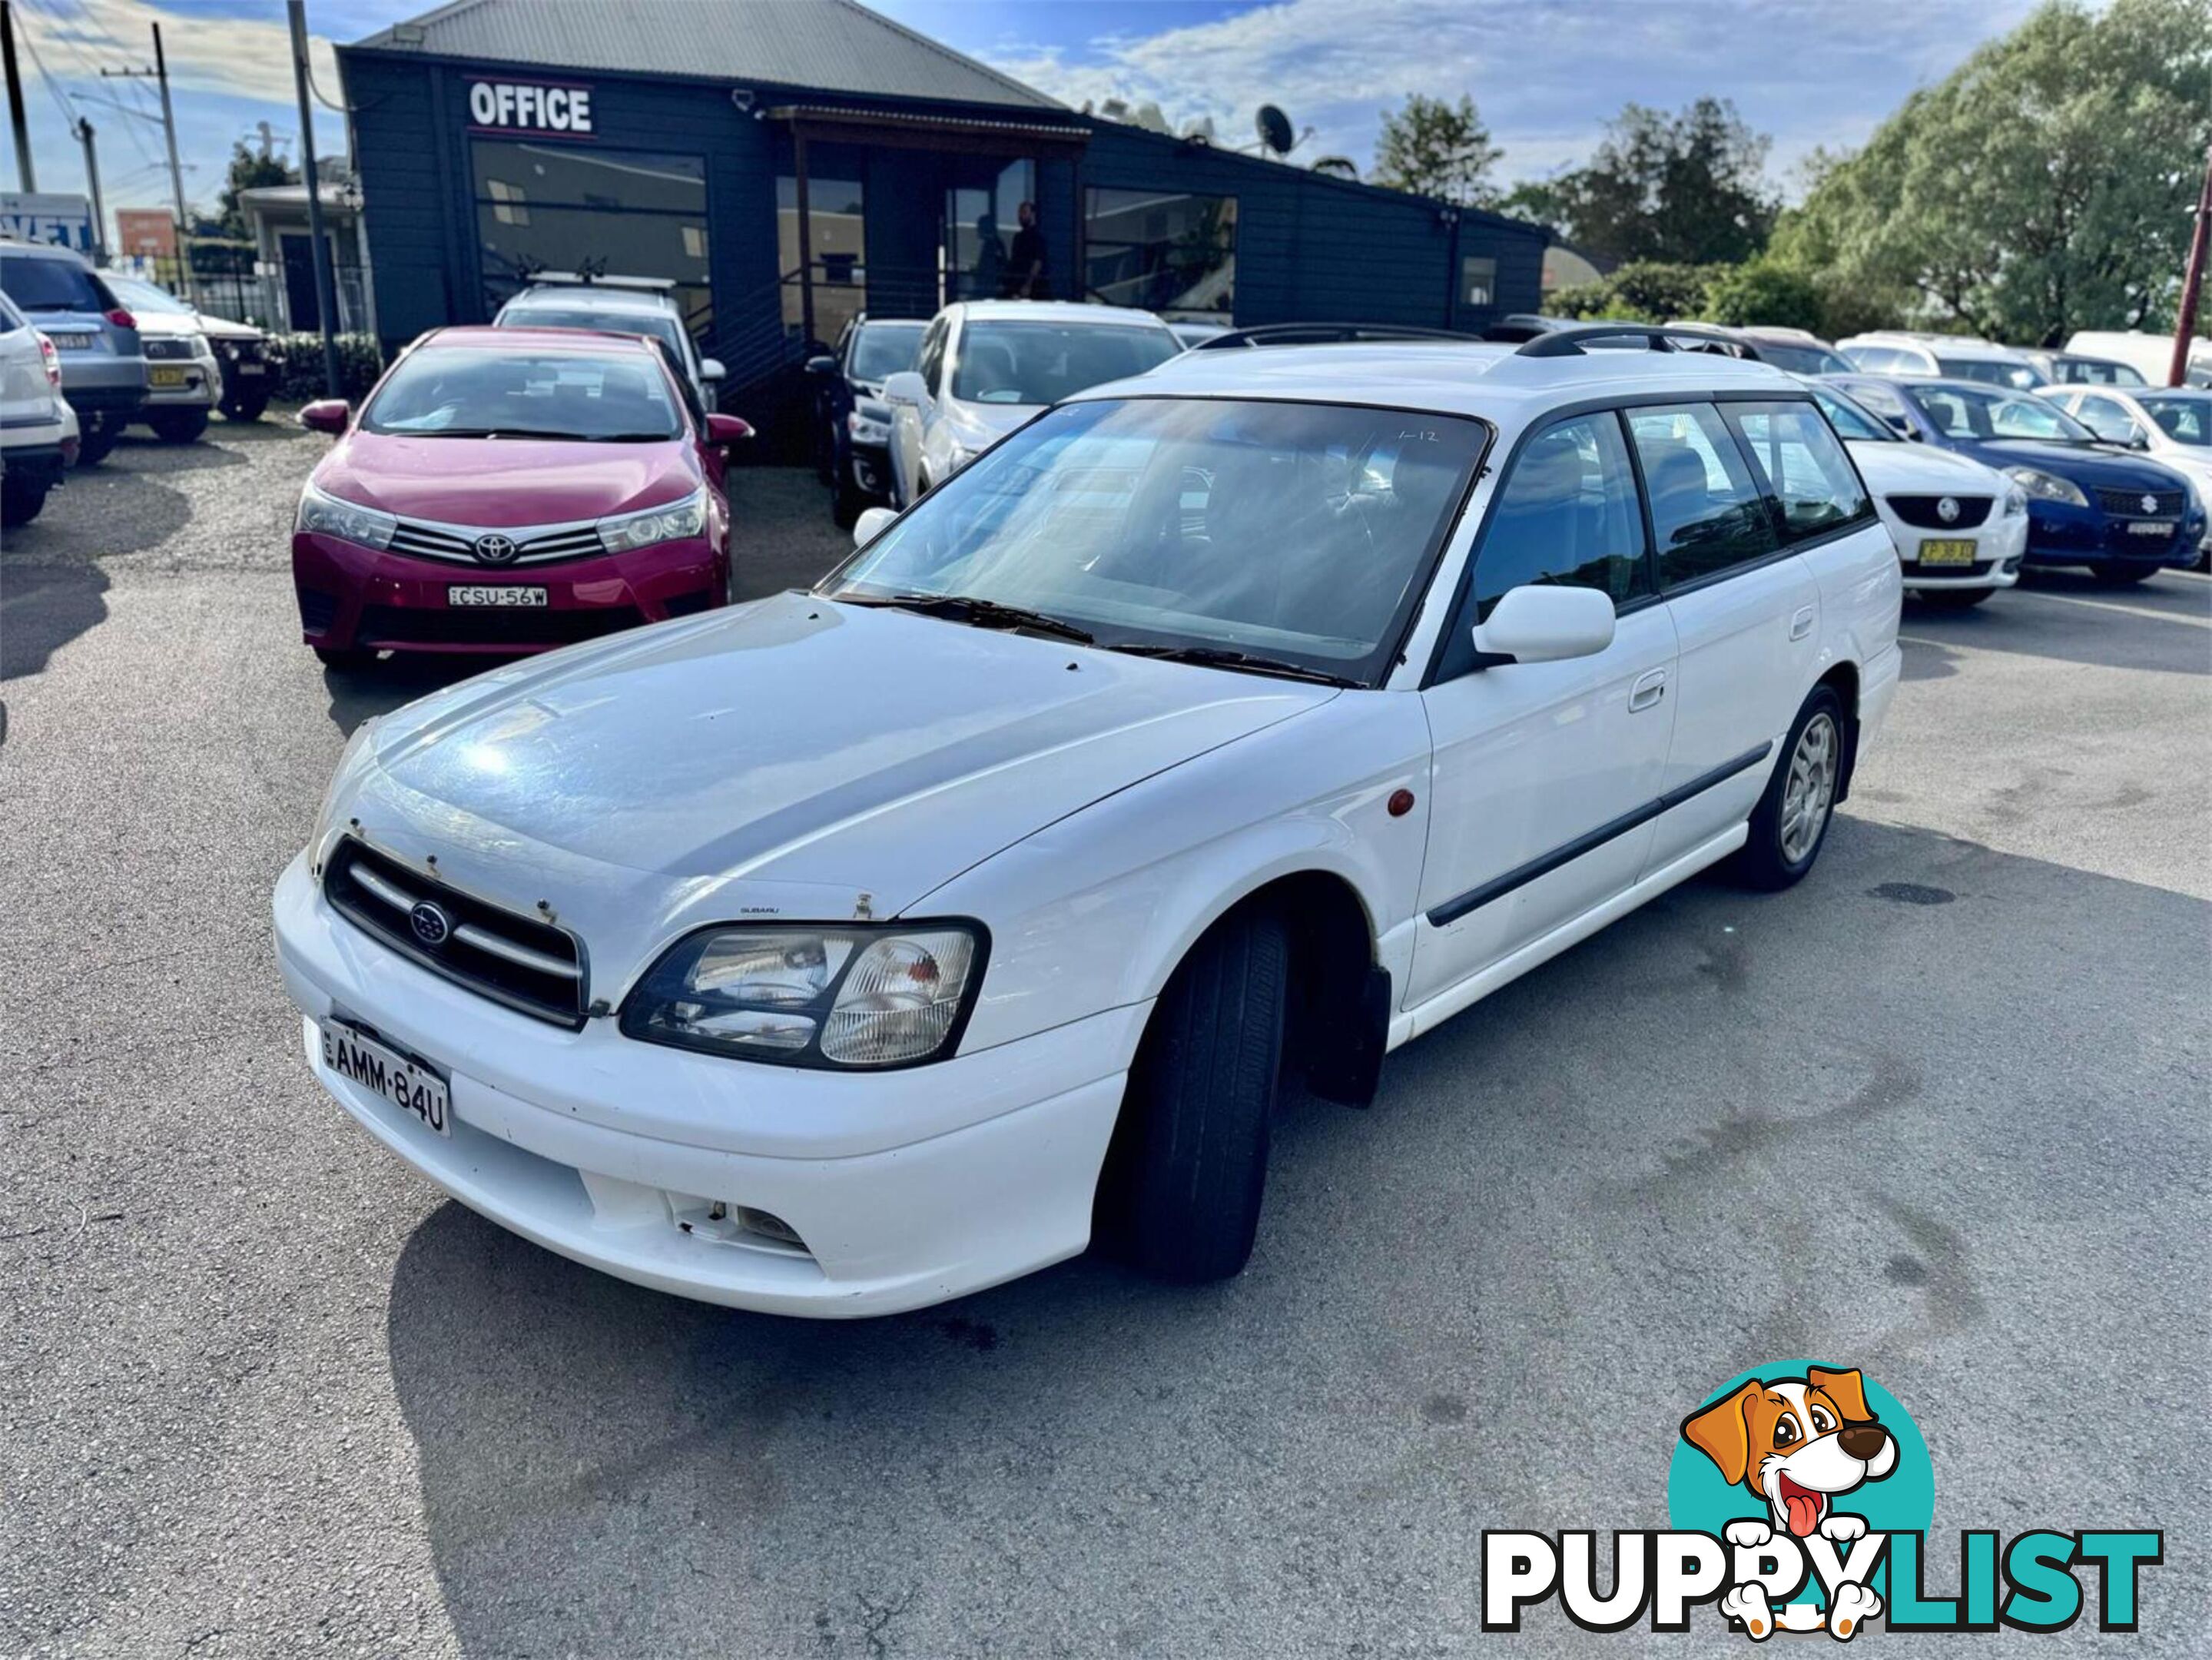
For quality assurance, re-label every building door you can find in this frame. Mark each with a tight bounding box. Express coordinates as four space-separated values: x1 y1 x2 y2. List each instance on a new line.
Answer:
942 158 1034 304
280 233 321 332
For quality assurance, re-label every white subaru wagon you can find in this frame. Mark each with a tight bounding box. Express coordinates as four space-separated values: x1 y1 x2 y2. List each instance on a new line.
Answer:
274 327 1902 1317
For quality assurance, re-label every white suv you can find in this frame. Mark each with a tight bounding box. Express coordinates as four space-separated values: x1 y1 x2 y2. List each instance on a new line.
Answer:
0 291 78 526
1836 331 2040 390
274 327 1901 1316
492 276 723 412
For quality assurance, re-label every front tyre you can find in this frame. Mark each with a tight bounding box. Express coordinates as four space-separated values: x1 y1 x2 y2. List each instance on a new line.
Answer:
148 409 210 445
313 645 376 671
1095 905 1288 1283
220 388 269 423
1733 685 1846 891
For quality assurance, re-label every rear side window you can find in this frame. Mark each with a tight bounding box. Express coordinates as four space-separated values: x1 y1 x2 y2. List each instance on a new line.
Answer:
1626 403 1778 589
1846 346 1898 373
1470 412 1650 622
1723 400 1872 543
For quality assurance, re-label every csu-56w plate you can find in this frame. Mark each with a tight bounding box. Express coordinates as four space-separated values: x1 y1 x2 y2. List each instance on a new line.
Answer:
320 1019 449 1135
448 585 549 606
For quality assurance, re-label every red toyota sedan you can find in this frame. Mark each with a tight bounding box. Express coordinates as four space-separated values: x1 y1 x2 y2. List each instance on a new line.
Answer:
292 327 748 668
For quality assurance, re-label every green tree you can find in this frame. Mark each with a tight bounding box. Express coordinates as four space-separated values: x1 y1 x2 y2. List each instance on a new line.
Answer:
1775 0 2212 344
217 141 298 242
1522 99 1776 265
1547 261 1727 322
1371 94 1502 207
1700 258 1827 332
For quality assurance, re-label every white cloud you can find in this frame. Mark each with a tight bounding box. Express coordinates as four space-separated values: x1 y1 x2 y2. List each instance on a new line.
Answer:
28 0 340 107
983 0 2043 194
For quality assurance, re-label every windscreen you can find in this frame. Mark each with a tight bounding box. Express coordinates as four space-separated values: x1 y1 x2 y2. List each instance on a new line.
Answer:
1759 343 1852 377
2141 396 2211 447
851 322 924 383
952 321 1182 406
1809 386 1895 443
0 254 108 314
503 307 686 361
363 347 682 440
827 397 1487 684
1906 383 2094 443
106 277 194 316
1935 356 2039 390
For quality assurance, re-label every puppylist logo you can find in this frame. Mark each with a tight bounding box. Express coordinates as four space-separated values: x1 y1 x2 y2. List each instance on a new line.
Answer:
1483 1361 2161 1641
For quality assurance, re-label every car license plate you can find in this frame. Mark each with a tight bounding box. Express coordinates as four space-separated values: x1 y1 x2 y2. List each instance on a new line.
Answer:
320 1019 449 1136
48 331 94 350
234 361 265 376
148 365 188 388
448 585 549 606
1916 538 1977 565
2126 520 2176 537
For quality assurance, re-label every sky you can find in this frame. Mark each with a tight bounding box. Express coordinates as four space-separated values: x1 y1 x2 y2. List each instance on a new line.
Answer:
0 0 2050 230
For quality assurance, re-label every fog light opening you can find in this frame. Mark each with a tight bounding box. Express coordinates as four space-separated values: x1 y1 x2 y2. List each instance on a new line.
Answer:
736 1206 808 1251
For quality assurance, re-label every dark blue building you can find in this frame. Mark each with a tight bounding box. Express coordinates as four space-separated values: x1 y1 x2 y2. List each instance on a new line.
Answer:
339 0 1549 432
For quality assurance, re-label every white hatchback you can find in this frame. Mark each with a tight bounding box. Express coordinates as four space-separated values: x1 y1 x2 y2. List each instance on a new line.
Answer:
274 327 1902 1316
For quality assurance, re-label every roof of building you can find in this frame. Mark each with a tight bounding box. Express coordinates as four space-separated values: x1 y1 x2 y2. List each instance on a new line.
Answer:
349 0 1063 111
1091 338 1800 423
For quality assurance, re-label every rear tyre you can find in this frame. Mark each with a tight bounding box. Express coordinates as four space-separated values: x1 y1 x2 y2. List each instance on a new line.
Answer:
75 415 120 467
1094 906 1289 1283
1916 586 1994 608
1732 685 1846 891
148 409 210 445
313 645 375 671
2088 563 2154 585
1 476 51 527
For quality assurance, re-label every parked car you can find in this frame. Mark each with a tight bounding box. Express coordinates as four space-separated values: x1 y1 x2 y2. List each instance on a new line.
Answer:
2064 329 2212 388
274 325 1900 1316
1831 374 2205 583
803 314 924 527
2016 348 2145 389
882 300 1182 505
1665 323 1855 376
88 273 221 443
492 274 723 411
289 326 750 669
2041 383 2212 569
0 290 78 526
102 272 275 422
1480 314 1577 342
0 237 144 466
1166 319 1231 350
1799 377 2025 605
1836 332 2041 390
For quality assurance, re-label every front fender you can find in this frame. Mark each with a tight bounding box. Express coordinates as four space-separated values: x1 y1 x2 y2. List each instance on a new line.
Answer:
914 690 1432 1057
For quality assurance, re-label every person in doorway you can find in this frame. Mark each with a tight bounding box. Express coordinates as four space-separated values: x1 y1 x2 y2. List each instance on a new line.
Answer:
972 208 1007 300
1005 200 1049 299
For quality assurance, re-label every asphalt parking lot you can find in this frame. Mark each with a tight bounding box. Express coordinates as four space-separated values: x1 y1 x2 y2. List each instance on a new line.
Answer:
2 421 2207 1657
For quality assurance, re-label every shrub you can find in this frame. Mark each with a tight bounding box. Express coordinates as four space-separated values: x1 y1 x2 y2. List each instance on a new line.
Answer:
1700 260 1828 334
1549 261 1728 323
269 333 385 403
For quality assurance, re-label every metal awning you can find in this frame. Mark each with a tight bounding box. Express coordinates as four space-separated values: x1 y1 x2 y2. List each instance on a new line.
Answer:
768 104 1090 155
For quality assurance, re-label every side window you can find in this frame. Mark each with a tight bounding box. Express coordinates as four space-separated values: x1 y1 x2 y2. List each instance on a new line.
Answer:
2074 396 2137 443
1723 400 1872 543
1469 412 1651 624
1846 380 1912 431
1625 403 1779 589
917 320 947 396
1849 346 1897 373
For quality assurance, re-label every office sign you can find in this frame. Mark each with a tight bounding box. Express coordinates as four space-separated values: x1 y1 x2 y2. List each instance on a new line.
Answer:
468 80 594 138
0 192 95 253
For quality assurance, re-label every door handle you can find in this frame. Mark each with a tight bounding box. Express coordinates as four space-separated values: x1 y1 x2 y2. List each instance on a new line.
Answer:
1790 606 1816 642
1629 668 1666 712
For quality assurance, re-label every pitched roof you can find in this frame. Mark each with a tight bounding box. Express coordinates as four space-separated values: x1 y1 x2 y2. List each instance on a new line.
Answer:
349 0 1062 111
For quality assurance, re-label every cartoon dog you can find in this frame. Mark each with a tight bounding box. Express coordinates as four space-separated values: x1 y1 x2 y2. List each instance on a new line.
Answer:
1682 1366 1898 1641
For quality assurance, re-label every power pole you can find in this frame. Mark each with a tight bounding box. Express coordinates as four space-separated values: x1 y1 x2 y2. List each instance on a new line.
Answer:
2169 143 2212 390
75 118 104 261
288 0 340 397
101 25 191 289
2 2 35 192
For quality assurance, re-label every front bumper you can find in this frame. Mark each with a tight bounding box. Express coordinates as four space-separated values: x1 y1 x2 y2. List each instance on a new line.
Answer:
1891 509 2027 591
2021 500 2202 569
292 531 728 656
273 853 1135 1316
848 441 892 499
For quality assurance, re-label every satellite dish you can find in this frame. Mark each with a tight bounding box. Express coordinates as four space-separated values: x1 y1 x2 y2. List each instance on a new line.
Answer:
1255 105 1295 155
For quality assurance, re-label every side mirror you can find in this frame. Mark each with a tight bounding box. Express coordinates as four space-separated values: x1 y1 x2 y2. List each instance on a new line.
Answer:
705 412 753 447
1471 585 1616 665
803 354 837 378
853 506 897 548
880 370 929 408
300 398 350 436
700 357 725 383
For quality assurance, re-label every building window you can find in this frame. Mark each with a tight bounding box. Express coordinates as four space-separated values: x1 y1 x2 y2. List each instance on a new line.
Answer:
1461 256 1497 310
1084 188 1235 317
469 141 711 344
775 162 865 347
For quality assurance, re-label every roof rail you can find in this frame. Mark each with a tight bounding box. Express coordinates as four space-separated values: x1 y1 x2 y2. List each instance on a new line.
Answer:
1515 324 1700 359
1192 322 1484 350
520 271 677 293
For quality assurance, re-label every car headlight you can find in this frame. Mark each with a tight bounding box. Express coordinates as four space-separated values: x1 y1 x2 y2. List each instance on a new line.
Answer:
621 921 987 1067
2002 466 2087 508
597 488 707 553
2003 485 2028 516
296 481 397 550
847 405 890 445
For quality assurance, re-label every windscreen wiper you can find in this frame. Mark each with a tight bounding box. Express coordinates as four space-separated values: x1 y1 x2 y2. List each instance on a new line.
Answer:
841 591 1094 644
1102 642 1358 687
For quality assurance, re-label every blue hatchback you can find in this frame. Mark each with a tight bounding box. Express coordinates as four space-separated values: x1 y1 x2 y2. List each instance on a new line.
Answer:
1832 374 2204 581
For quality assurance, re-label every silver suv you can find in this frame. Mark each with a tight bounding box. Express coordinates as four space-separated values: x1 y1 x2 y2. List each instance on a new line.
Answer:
491 275 722 411
0 238 148 466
